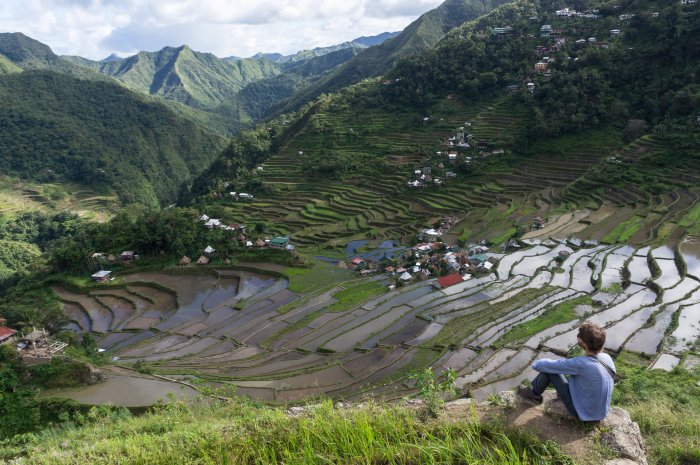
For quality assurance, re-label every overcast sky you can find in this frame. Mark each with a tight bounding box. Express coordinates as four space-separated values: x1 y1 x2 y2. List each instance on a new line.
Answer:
0 0 444 60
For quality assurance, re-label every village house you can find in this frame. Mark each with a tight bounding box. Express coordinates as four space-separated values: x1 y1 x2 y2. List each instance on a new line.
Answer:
540 24 552 37
527 82 535 93
269 237 290 249
197 255 209 265
433 273 464 290
419 229 442 242
204 218 222 229
120 251 135 261
492 26 513 35
0 318 17 344
16 328 67 358
350 257 367 269
198 214 210 222
204 245 215 254
91 270 112 282
179 256 192 266
535 61 548 72
610 29 621 36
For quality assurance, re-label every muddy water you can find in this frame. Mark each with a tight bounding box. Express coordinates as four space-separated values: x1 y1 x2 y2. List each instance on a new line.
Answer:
604 305 659 352
654 259 681 289
651 246 676 260
407 322 444 345
624 304 678 355
323 305 414 352
524 320 579 349
202 278 239 311
480 348 536 384
94 296 134 330
570 256 595 293
635 246 650 257
62 303 92 332
40 374 198 407
442 348 478 371
681 237 700 279
471 351 562 400
651 354 680 371
455 349 517 388
666 304 700 353
628 256 651 284
550 247 605 289
662 279 699 304
496 246 550 279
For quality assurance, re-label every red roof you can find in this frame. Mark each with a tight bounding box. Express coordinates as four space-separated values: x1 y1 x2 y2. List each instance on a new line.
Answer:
0 326 17 340
436 274 463 289
351 258 365 265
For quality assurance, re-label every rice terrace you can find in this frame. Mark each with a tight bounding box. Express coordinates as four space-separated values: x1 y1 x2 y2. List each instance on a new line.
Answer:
49 235 700 406
45 94 700 407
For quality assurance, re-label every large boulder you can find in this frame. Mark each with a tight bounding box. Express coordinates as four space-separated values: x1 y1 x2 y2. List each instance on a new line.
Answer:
600 407 647 465
83 363 106 385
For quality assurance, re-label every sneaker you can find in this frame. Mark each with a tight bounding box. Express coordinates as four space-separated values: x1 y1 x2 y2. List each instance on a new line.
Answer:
517 386 543 404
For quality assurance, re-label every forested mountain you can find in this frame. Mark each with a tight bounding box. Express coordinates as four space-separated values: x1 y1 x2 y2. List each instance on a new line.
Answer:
0 70 226 207
187 0 700 248
0 33 109 80
275 0 515 114
63 46 282 110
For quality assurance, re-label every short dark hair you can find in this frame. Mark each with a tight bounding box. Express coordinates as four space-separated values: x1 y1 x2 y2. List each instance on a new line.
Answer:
577 321 606 353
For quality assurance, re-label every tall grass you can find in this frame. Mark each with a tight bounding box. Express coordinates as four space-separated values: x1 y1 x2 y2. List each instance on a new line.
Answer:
2 399 573 465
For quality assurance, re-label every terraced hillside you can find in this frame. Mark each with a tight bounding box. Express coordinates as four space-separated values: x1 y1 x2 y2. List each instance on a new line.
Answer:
53 239 700 405
219 89 697 250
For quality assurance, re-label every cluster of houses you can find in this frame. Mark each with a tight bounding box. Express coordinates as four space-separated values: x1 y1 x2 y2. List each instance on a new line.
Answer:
555 7 601 19
382 242 500 288
406 165 458 188
229 192 254 201
0 319 67 358
90 251 140 282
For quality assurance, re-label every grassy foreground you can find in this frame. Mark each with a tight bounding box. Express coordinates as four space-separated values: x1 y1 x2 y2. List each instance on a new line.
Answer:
613 352 700 465
0 398 573 465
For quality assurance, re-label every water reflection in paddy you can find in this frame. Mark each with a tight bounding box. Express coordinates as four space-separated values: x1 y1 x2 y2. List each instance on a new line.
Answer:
40 373 198 407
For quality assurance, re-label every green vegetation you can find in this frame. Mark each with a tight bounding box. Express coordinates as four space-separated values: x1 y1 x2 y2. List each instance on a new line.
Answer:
0 345 99 439
0 396 574 464
283 260 354 294
431 287 554 348
0 70 226 207
602 283 623 295
613 352 700 465
603 215 646 243
412 367 458 418
280 0 514 113
326 281 387 313
495 296 592 348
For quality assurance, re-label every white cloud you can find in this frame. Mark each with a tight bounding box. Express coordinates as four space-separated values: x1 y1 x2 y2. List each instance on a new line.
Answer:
0 0 443 59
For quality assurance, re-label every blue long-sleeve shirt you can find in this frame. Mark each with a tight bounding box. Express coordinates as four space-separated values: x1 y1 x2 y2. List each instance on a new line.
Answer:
532 354 615 421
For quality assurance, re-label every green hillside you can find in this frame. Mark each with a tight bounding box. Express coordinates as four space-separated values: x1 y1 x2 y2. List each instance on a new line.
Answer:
218 47 362 122
0 33 111 81
277 0 515 114
0 70 226 207
63 46 282 110
0 54 22 74
190 0 700 248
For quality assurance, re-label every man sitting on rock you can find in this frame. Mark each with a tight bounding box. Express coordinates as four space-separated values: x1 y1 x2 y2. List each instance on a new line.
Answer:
517 321 616 422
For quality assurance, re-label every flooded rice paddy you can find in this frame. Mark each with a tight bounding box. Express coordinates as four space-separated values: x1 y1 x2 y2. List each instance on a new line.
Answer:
52 242 700 406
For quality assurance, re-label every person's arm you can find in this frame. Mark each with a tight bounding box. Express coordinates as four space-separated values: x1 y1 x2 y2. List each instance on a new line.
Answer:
532 357 583 375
